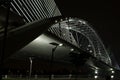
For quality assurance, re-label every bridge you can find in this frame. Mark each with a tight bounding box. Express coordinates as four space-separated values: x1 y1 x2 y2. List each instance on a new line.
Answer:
0 0 120 80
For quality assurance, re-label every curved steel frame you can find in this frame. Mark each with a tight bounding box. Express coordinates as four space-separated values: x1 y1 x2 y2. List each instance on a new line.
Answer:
48 17 112 65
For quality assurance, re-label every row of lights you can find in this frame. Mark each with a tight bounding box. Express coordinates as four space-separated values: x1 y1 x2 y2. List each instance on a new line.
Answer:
54 18 86 29
94 69 98 79
52 43 115 79
94 68 115 79
55 19 93 56
52 42 75 52
110 68 115 79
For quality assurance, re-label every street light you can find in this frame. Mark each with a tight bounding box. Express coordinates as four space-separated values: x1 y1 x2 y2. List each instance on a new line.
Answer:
29 57 34 80
49 42 63 80
111 75 114 79
94 75 98 79
95 69 98 74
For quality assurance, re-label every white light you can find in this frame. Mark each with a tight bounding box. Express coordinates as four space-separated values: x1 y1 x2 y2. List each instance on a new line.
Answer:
66 27 72 30
70 49 74 51
68 19 73 21
95 70 98 74
63 34 66 36
81 30 84 32
59 43 63 46
110 68 113 71
94 75 98 79
111 75 114 78
60 19 63 21
79 20 82 23
87 48 89 50
34 34 52 44
55 20 57 23
80 44 82 47
89 50 93 53
88 44 91 47
98 52 101 55
95 67 99 70
82 21 86 24
112 70 115 74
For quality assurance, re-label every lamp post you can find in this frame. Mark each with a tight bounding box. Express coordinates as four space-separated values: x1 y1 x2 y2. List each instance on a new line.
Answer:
49 42 63 80
29 57 33 80
0 1 11 80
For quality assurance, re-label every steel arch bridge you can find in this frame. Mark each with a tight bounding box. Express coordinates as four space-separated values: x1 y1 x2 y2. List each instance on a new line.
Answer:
48 17 112 66
1 0 120 79
4 0 112 66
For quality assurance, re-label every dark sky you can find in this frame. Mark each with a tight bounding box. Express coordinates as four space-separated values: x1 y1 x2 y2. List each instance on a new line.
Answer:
55 0 120 65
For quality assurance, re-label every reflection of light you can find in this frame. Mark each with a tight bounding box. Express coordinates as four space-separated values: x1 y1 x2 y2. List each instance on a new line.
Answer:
59 43 63 46
111 75 114 78
50 42 63 47
94 75 98 79
34 34 51 44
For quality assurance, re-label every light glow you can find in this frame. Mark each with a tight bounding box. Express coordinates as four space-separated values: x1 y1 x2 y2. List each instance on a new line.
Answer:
70 49 74 51
111 75 114 78
82 21 86 24
94 75 98 79
63 34 66 36
55 20 57 23
112 70 115 74
66 27 72 30
95 70 98 74
89 50 93 53
59 43 63 46
60 19 63 21
88 44 91 47
65 17 68 20
110 68 113 71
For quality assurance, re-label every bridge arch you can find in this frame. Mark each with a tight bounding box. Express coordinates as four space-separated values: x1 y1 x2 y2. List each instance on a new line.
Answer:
48 17 112 65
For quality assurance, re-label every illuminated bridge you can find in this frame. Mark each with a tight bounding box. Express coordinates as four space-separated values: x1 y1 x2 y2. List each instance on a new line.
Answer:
0 0 119 79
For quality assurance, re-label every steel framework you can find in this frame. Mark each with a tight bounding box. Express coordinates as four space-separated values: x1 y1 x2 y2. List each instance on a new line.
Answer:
48 18 112 65
5 0 112 65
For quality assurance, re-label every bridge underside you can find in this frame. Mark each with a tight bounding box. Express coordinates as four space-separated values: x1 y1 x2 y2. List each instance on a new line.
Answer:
0 17 119 78
0 1 120 79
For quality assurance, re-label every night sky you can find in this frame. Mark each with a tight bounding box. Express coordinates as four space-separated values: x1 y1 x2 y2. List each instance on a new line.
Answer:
55 0 120 65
